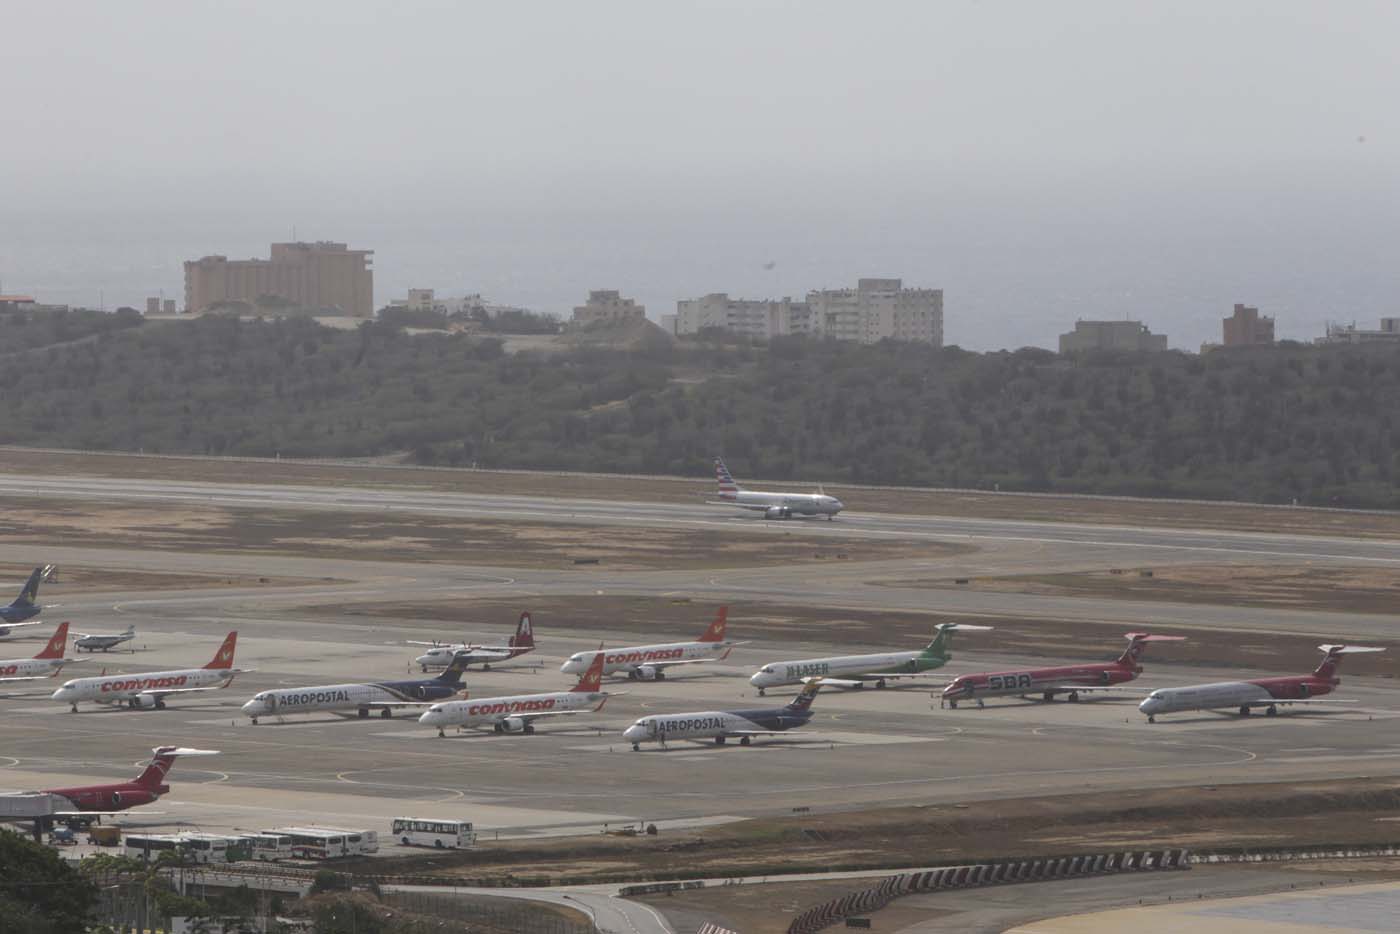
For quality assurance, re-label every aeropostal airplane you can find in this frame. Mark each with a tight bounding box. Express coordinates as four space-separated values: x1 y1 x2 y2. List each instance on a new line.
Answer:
409 612 536 672
51 631 243 711
0 565 54 633
623 678 825 750
419 650 611 736
1139 644 1384 722
939 632 1186 708
749 623 990 695
37 746 218 815
241 654 472 724
0 623 71 683
709 457 843 520
75 624 136 653
560 606 741 681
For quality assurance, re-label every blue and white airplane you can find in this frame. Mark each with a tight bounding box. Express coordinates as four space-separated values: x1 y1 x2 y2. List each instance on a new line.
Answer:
0 566 52 637
240 654 472 724
622 679 825 750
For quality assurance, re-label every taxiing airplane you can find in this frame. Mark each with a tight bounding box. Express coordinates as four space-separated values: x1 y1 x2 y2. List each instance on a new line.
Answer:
0 623 72 683
0 566 53 634
241 653 472 724
708 457 843 520
749 622 990 695
75 624 137 653
409 612 536 672
51 631 244 711
1139 644 1384 722
560 606 741 681
939 632 1186 708
37 746 219 814
419 650 611 736
623 678 825 750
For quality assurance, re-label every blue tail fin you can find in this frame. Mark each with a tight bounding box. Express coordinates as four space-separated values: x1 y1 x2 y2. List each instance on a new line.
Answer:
10 567 42 608
786 679 824 713
435 653 471 685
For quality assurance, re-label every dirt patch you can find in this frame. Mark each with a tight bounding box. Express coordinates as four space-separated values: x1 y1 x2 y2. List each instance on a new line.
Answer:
0 562 307 594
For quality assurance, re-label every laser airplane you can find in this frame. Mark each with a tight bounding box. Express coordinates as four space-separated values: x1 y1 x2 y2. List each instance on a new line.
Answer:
939 632 1186 708
51 631 243 711
241 654 471 724
0 565 54 633
419 650 611 736
74 624 136 653
0 623 71 683
749 623 990 695
708 456 843 520
560 606 741 680
35 746 219 815
1139 644 1384 722
409 612 536 672
623 678 825 750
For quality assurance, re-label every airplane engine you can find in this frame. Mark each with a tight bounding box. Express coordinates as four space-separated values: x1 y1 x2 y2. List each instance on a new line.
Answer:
131 695 161 709
764 506 792 520
501 716 534 734
633 665 660 681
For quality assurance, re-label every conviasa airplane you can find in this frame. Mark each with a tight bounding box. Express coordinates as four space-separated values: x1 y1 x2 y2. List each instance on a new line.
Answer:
0 622 72 683
419 650 613 736
560 606 742 681
708 457 843 520
51 631 245 711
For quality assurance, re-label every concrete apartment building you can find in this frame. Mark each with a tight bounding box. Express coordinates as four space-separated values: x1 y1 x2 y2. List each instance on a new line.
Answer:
572 289 645 326
1318 318 1400 344
1059 320 1169 353
184 241 375 317
666 293 812 339
1222 303 1275 346
807 278 944 345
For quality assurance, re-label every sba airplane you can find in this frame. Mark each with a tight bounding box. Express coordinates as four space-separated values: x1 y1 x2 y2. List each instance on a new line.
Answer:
939 632 1185 708
75 624 136 653
709 457 843 520
37 746 218 815
560 606 741 681
623 678 825 750
52 631 243 711
0 623 72 683
241 654 471 724
0 565 53 634
419 650 611 736
409 612 536 672
750 623 990 695
1139 644 1384 722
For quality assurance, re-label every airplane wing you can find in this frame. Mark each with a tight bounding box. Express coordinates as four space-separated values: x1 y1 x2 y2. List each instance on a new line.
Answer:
0 621 50 638
406 640 465 648
705 501 776 511
0 673 67 683
134 676 253 701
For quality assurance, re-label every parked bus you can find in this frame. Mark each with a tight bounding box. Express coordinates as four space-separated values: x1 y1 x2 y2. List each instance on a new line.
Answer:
124 833 242 864
391 818 476 849
245 832 294 861
267 826 377 859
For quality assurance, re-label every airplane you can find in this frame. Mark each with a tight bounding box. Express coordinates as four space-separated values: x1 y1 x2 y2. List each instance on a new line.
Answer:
0 623 72 683
749 623 991 695
938 632 1186 709
623 678 825 751
35 746 219 815
51 631 244 711
560 606 742 681
0 565 53 634
419 650 612 737
1138 644 1385 723
408 611 536 673
74 624 137 653
241 653 472 724
708 456 843 520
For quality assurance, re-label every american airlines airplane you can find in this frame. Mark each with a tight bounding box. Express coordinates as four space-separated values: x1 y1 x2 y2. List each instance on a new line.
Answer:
409 612 536 672
623 678 824 750
1139 644 1384 722
241 654 472 724
559 606 741 680
0 622 71 683
709 457 843 520
749 622 990 695
51 631 244 711
419 650 611 736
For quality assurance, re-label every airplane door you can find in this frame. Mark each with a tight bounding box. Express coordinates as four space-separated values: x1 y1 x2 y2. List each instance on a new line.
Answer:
1299 683 1310 697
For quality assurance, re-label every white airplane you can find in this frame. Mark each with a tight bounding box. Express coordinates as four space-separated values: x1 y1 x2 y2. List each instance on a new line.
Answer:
0 623 71 683
708 457 843 520
240 655 472 724
559 606 742 681
623 679 825 751
74 625 136 653
51 631 245 711
419 650 612 737
748 623 991 695
408 612 536 672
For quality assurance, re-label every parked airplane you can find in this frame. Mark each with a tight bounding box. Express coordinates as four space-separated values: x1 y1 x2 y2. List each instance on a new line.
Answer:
419 650 611 736
939 632 1186 708
749 623 990 695
241 654 472 724
0 623 71 683
560 606 741 680
708 457 843 520
409 612 536 672
75 624 136 653
623 678 825 750
1139 644 1384 722
0 565 53 633
51 631 243 711
36 746 219 814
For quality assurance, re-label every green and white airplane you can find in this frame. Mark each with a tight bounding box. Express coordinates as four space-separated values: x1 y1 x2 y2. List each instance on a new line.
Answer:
748 623 990 695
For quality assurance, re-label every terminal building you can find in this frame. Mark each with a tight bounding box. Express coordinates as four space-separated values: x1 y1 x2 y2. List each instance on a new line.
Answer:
1059 320 1169 353
183 241 375 317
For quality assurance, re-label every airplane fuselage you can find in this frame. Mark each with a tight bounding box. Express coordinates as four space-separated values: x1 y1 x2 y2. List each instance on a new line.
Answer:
750 650 937 689
414 644 526 671
76 635 135 652
623 707 812 746
419 690 604 732
0 656 66 680
52 667 236 708
0 605 41 627
562 640 734 677
44 781 167 813
1140 675 1337 719
719 490 843 518
942 662 1138 704
242 678 463 720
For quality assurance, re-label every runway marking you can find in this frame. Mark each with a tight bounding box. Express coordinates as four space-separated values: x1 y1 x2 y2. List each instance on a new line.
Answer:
334 769 465 802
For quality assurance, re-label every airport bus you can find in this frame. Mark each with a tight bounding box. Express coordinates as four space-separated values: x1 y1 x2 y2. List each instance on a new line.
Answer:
124 833 246 864
390 817 476 849
268 827 378 859
245 832 294 861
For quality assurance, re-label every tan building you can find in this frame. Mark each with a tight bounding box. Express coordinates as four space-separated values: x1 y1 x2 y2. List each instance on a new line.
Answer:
1059 320 1168 353
184 241 374 317
1222 303 1275 346
668 293 812 340
806 278 943 345
1318 318 1400 344
572 289 645 326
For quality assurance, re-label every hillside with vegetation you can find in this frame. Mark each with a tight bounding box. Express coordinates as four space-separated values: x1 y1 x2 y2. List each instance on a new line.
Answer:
2 314 1399 508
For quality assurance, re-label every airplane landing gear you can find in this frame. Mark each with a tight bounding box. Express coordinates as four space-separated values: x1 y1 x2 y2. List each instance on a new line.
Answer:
632 742 640 751
875 679 887 690
250 717 259 725
740 736 751 746
523 723 535 734
493 723 504 734
381 708 392 719
155 699 165 710
1266 705 1278 716
1239 705 1251 716
1147 715 1156 723
1067 692 1080 703
757 688 766 697
947 700 958 709
975 698 985 709
1043 691 1055 702
714 736 726 745
69 704 77 713
358 708 370 719
437 728 445 737
483 663 491 671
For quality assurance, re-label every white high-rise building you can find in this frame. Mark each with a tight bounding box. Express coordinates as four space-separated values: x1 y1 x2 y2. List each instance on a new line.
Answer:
806 278 943 345
669 294 811 339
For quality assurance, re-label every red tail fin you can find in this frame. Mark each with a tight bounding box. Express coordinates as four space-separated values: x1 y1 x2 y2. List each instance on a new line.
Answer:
572 650 605 692
34 622 69 660
1314 644 1385 679
509 612 535 649
134 748 178 789
697 606 728 643
1115 632 1185 667
204 631 237 669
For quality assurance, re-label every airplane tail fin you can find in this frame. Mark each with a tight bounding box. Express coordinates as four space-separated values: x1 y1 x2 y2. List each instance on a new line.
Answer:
1115 633 1187 667
714 457 741 497
34 622 69 660
509 612 535 650
203 632 238 669
922 622 992 659
134 746 218 789
786 678 824 712
11 567 43 608
1314 644 1385 679
697 606 729 643
436 653 472 684
123 625 136 635
572 649 606 692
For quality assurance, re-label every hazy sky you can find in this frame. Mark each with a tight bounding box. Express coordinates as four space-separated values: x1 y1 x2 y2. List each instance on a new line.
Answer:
4 1 1398 349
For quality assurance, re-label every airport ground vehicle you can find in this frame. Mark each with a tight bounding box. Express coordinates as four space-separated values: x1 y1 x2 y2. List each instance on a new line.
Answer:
391 817 476 849
124 833 250 863
268 826 378 858
245 832 294 860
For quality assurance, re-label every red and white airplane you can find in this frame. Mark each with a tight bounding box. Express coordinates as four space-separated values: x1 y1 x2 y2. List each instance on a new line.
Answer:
559 607 742 681
0 622 72 683
37 746 219 814
939 632 1186 708
419 650 614 736
409 611 537 672
51 631 245 711
1139 644 1385 722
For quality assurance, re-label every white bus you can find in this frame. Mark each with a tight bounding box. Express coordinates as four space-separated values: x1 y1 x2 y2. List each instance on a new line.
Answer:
124 833 242 864
391 818 476 849
268 826 378 859
245 832 294 861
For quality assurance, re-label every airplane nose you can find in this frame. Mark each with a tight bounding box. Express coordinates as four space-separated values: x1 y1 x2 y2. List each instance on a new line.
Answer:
240 699 265 716
560 660 579 674
1138 698 1159 714
51 687 70 701
622 724 646 742
419 709 442 725
748 672 765 686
